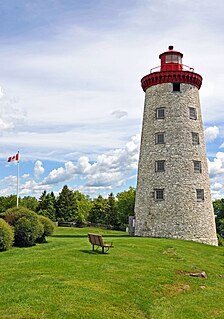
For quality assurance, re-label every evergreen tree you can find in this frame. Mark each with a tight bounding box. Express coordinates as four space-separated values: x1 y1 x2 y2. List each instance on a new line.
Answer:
88 195 109 224
106 193 118 226
56 185 78 222
36 191 56 221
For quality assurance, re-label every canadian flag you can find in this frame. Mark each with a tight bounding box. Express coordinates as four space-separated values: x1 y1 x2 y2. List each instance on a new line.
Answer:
8 152 19 162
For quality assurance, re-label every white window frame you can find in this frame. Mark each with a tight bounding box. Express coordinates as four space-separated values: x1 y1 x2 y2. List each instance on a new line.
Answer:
192 132 199 145
189 107 197 120
156 107 165 119
196 189 204 202
154 189 164 201
193 161 202 173
155 132 165 144
155 160 165 172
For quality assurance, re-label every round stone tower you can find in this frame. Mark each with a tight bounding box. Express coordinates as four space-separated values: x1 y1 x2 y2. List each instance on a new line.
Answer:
134 46 218 246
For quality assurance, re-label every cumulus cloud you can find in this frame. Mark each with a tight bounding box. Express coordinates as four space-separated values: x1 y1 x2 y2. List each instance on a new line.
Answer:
208 152 224 199
208 152 224 178
34 160 44 178
111 110 128 119
42 161 76 185
41 134 140 191
204 126 219 142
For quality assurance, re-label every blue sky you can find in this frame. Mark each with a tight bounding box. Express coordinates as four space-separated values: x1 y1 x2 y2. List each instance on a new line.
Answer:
0 0 224 199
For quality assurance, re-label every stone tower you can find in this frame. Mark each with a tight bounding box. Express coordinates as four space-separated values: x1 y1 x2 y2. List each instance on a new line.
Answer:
134 46 218 246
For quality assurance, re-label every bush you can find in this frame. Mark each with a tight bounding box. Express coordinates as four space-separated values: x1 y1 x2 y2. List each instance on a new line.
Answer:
14 217 43 247
37 215 55 243
4 206 35 225
0 219 14 251
217 234 224 246
4 207 44 247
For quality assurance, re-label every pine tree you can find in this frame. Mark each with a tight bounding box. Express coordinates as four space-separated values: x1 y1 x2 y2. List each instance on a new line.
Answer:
56 185 78 222
107 193 118 226
36 191 56 221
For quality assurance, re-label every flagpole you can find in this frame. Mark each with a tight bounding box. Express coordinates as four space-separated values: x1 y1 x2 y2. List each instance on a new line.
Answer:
16 151 19 207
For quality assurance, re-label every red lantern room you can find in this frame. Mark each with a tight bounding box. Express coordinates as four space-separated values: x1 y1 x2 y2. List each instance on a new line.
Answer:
141 46 202 91
159 45 183 71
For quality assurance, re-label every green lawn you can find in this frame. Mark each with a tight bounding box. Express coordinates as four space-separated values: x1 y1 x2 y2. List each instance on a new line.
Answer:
0 227 224 319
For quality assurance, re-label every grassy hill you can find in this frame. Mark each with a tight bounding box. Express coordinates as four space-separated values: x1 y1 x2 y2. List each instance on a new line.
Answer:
0 227 223 319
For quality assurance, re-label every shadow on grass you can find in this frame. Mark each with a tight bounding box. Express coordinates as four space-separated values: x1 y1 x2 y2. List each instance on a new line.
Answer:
80 249 110 255
52 234 129 239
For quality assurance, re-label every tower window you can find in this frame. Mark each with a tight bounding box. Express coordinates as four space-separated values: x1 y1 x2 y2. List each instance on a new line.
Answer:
192 132 199 145
155 132 165 144
189 107 197 120
196 189 204 202
155 160 165 172
173 83 181 92
154 189 164 201
156 107 165 119
193 161 202 173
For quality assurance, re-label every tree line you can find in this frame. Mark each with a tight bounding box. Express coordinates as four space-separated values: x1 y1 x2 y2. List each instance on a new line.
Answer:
0 187 223 238
0 186 136 229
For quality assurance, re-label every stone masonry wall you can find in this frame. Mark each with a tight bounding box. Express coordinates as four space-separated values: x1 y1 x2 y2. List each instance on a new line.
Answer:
134 82 218 246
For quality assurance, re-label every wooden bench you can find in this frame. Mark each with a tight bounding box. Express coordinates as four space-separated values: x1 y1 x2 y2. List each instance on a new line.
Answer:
88 233 113 254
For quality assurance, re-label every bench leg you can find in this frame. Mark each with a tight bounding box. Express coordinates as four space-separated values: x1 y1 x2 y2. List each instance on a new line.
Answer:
92 244 95 251
102 246 104 254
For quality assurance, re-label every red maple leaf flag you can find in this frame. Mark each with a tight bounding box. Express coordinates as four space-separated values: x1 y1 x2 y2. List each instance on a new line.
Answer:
8 152 19 162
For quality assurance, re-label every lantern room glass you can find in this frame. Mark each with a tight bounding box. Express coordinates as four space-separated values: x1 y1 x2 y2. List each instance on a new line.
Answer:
165 55 182 64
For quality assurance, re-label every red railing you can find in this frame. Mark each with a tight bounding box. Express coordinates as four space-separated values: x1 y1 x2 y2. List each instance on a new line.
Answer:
150 64 194 73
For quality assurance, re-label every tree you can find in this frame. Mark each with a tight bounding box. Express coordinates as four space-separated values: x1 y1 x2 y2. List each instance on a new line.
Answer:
106 193 118 226
0 195 17 213
116 187 136 226
56 185 78 222
36 191 56 221
213 199 224 237
20 196 38 211
73 191 92 226
88 195 109 224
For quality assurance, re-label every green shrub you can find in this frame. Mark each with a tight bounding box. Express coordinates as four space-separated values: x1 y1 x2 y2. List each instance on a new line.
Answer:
37 215 55 243
4 207 44 247
217 234 224 246
0 219 14 251
4 206 36 225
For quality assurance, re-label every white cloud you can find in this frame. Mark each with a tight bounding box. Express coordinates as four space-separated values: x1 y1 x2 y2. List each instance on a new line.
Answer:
212 182 223 191
34 160 44 178
208 152 224 178
208 152 224 199
204 126 219 142
41 134 140 192
0 86 4 99
42 161 76 185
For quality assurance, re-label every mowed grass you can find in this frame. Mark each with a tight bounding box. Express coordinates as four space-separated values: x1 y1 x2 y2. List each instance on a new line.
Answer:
0 227 224 319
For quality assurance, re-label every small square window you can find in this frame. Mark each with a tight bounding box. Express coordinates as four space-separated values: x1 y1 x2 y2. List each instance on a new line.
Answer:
156 108 165 119
155 160 165 172
196 189 204 201
155 189 164 201
193 161 202 173
173 83 180 92
155 132 165 144
189 107 197 120
192 132 199 145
